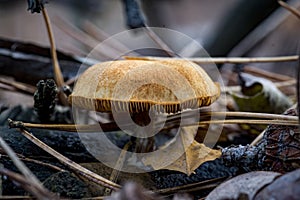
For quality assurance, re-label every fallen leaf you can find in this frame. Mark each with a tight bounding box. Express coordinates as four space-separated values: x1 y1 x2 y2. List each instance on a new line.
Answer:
163 141 221 175
206 171 281 200
231 73 292 114
142 126 221 175
254 169 300 200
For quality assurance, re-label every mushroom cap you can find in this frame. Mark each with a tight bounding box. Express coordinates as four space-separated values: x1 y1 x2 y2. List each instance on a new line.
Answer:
69 60 220 113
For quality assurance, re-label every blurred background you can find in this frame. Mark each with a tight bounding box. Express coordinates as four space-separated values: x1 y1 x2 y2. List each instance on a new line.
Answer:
0 0 299 75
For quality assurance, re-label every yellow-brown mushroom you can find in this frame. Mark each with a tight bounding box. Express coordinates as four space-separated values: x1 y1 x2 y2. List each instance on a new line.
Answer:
69 60 220 113
69 59 220 153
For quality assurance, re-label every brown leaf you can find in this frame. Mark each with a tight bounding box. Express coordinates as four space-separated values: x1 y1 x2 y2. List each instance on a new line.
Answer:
143 126 221 175
163 141 221 175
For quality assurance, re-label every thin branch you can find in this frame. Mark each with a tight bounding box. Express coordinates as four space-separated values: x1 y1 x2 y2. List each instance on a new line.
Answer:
278 0 300 19
53 16 120 60
42 9 64 88
143 26 176 57
0 136 56 199
0 196 35 200
250 129 266 146
14 122 117 132
124 55 299 64
225 0 300 65
0 154 64 172
65 75 79 86
9 111 299 133
204 111 298 120
41 7 68 106
243 66 294 81
297 43 300 128
16 128 121 190
0 167 57 199
155 176 227 194
0 77 36 94
197 119 298 126
82 20 138 56
104 141 132 195
224 79 296 93
164 110 298 126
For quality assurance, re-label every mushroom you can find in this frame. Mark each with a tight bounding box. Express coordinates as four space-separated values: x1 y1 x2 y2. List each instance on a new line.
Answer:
69 59 220 153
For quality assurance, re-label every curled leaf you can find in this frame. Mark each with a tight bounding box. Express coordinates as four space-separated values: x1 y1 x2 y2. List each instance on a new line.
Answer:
231 73 292 113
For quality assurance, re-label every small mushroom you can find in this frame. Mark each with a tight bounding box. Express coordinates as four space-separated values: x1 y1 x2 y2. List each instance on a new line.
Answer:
69 60 220 152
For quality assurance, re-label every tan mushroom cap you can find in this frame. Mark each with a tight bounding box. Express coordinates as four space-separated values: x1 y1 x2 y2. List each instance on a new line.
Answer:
69 60 220 113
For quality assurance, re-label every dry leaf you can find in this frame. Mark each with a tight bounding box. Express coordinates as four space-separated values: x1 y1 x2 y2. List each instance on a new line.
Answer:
231 73 292 114
206 171 281 200
162 141 221 175
254 169 300 200
143 126 221 175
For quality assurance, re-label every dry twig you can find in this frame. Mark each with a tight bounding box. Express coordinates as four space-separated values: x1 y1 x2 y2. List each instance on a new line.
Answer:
0 77 36 94
41 8 69 106
125 55 299 64
0 167 57 199
155 176 227 195
82 20 138 55
8 111 299 132
13 127 121 190
0 136 56 199
278 0 300 19
53 16 121 60
143 26 176 57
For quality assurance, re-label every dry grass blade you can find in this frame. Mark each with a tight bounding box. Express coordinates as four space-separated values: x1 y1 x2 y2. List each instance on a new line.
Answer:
0 78 36 94
224 79 296 93
155 176 227 195
0 196 35 199
0 137 57 199
278 0 300 128
250 129 266 146
41 7 69 106
205 111 298 120
0 168 57 199
243 66 295 81
15 128 121 190
17 122 117 132
125 55 299 64
198 119 298 126
42 9 64 89
278 0 300 19
53 16 121 60
143 26 176 57
9 110 299 133
82 20 138 55
225 0 300 61
104 141 132 196
165 111 298 125
0 154 64 172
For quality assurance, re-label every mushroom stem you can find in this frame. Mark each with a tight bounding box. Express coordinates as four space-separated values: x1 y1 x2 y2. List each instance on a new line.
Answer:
131 111 155 153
